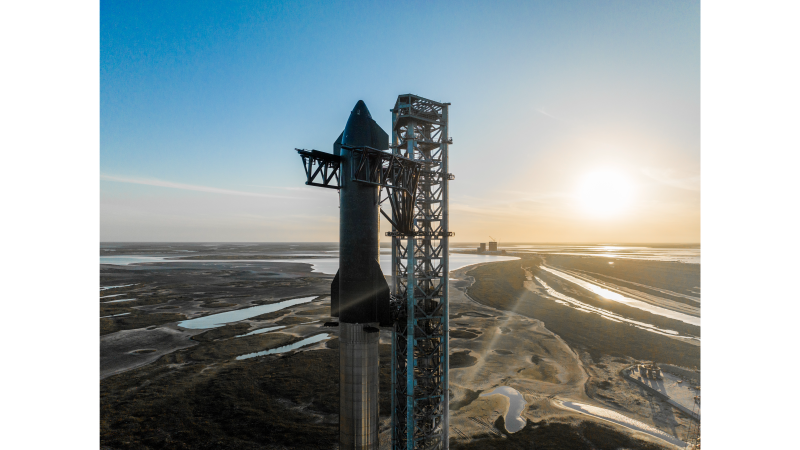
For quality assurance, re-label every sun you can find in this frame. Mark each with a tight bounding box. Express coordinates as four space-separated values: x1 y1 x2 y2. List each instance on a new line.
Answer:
576 170 634 218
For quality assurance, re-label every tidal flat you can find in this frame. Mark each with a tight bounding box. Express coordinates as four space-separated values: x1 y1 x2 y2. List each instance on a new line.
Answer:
100 243 698 449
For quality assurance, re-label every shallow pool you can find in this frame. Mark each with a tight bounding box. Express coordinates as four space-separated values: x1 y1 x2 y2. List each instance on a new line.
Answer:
102 298 137 304
100 283 136 291
177 296 317 329
235 325 286 338
100 312 130 319
480 386 527 433
236 333 331 360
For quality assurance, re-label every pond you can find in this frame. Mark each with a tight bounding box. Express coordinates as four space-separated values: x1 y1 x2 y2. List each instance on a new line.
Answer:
177 296 317 329
235 333 331 360
479 386 527 433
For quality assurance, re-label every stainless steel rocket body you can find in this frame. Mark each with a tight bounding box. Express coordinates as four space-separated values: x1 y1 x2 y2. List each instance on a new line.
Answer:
333 101 390 450
339 322 380 449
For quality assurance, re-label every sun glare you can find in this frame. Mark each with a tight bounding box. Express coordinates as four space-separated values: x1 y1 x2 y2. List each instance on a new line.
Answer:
577 170 633 218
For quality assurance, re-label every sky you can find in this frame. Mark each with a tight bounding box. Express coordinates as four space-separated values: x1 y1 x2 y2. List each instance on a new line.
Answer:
101 0 700 243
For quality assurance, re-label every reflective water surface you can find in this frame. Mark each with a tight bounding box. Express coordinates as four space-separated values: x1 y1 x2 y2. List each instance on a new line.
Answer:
479 386 527 433
100 284 136 291
102 298 137 304
540 266 700 326
235 333 331 360
100 312 130 319
235 326 286 338
534 277 696 340
100 253 519 275
470 244 701 264
177 296 317 329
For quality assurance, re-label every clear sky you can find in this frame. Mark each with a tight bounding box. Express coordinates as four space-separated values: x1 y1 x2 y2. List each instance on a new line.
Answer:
101 0 700 243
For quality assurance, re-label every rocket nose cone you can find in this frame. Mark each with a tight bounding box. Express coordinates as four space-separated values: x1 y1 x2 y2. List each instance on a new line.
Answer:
352 100 371 119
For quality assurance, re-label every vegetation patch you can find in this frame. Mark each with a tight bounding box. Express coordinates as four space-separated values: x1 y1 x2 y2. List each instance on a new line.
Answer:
251 310 291 321
201 302 238 308
187 332 296 361
276 316 314 326
451 329 480 339
192 323 252 342
597 380 612 390
450 350 478 369
101 312 186 336
519 361 561 384
295 307 329 316
450 388 481 411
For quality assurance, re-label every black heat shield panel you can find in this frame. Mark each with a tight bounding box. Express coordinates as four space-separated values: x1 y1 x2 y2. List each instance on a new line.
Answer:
331 269 340 317
374 258 392 327
336 259 391 325
334 119 388 154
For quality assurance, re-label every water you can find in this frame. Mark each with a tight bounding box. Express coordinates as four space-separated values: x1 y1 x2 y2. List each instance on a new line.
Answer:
235 333 331 360
100 294 124 299
235 326 286 338
177 296 317 329
100 312 130 319
102 298 137 304
101 256 172 265
100 283 136 290
100 253 520 275
484 244 700 264
264 254 520 275
540 266 700 326
534 277 697 340
556 400 685 447
479 386 527 433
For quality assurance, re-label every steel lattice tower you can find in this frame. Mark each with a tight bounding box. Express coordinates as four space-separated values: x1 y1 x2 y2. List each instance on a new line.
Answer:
389 94 453 450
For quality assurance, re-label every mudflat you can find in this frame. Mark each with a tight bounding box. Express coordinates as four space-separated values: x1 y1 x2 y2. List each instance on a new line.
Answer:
100 243 696 449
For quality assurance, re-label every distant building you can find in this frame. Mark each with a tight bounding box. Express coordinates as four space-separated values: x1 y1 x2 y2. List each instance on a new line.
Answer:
489 242 497 252
478 243 486 253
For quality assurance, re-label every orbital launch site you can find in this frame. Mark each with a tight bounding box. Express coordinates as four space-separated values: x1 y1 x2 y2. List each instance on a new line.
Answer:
94 2 707 450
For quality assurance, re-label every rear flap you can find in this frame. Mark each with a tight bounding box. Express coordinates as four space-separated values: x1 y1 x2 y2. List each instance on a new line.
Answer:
373 259 393 327
331 269 340 317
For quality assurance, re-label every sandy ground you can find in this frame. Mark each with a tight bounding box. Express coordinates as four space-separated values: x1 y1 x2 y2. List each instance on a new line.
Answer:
445 264 691 449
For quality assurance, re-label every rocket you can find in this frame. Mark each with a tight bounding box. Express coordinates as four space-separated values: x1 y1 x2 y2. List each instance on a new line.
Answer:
330 100 393 449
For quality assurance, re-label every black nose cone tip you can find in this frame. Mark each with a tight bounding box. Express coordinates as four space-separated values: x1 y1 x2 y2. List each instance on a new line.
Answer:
352 100 371 118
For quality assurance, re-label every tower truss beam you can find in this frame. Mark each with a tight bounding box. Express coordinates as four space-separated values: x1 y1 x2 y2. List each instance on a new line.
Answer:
391 94 451 450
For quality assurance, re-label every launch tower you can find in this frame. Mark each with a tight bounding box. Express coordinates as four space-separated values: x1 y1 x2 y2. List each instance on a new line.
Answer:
389 94 452 450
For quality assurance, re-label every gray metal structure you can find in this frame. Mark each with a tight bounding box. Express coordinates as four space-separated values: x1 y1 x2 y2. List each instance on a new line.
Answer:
389 94 453 450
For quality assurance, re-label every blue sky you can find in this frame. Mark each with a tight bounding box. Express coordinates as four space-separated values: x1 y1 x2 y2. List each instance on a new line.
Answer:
101 0 700 242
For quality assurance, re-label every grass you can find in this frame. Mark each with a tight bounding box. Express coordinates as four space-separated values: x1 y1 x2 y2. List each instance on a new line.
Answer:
101 340 395 449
